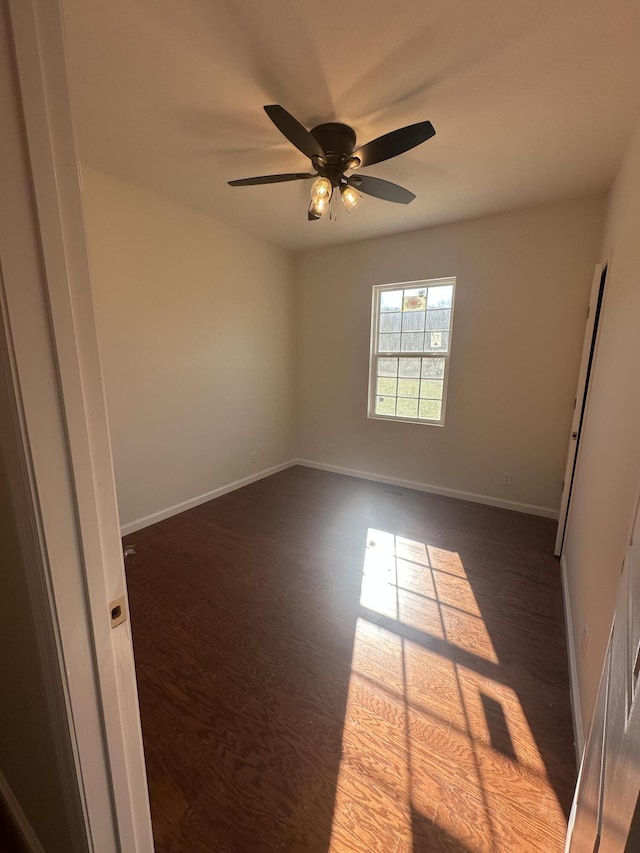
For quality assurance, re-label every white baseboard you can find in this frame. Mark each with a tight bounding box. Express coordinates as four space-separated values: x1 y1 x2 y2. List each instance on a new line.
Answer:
561 553 585 763
121 457 558 536
0 769 45 853
295 459 559 519
120 459 297 535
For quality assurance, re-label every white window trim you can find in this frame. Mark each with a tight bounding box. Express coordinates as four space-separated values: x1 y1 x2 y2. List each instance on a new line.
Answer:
368 277 456 427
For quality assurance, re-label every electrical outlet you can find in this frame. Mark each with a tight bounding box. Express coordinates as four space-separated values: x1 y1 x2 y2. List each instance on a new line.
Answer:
327 443 334 455
581 625 589 658
249 451 257 465
502 472 512 486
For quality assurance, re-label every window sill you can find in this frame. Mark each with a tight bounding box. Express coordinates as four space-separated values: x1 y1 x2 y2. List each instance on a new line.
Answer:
368 413 445 427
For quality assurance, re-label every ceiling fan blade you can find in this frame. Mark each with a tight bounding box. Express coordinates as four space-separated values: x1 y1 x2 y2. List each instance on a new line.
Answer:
353 121 435 168
264 105 325 160
228 173 314 186
349 174 416 204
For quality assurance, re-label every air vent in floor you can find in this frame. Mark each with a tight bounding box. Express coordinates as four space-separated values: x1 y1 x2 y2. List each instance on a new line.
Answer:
381 486 405 496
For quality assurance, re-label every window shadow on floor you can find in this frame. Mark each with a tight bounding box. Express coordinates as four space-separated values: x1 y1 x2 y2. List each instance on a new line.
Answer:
411 805 473 853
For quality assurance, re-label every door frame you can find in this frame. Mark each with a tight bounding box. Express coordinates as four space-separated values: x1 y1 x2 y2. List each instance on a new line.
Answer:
555 262 609 556
1 1 152 849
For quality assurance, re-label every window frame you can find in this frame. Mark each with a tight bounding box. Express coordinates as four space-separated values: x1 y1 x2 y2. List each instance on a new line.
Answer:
368 277 456 427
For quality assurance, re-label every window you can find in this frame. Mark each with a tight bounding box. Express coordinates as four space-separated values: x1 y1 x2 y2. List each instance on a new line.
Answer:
368 278 456 425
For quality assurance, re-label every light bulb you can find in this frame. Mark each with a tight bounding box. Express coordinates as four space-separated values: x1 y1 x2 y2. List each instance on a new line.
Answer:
308 177 333 219
310 177 332 200
308 195 330 218
340 184 363 213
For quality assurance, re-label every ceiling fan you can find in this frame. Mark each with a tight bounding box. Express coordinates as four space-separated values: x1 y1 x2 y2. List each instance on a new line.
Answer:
228 105 435 221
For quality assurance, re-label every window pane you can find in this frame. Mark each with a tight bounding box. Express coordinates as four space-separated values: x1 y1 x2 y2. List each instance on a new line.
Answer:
403 288 426 311
424 331 449 352
401 332 424 352
377 377 397 395
378 358 398 377
379 333 401 352
426 309 451 331
376 396 396 416
420 379 444 399
371 280 454 425
427 285 453 309
421 358 445 379
380 312 402 332
397 397 419 418
398 378 419 398
402 310 425 331
419 399 442 420
399 358 421 377
381 290 403 312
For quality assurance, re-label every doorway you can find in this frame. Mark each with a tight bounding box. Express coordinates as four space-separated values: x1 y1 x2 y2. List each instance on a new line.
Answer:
555 264 608 556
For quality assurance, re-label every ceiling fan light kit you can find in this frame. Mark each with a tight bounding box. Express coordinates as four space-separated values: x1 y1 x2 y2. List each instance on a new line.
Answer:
228 105 435 222
308 176 332 219
340 184 363 213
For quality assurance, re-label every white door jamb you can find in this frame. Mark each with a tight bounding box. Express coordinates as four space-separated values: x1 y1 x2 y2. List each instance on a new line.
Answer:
1 1 153 849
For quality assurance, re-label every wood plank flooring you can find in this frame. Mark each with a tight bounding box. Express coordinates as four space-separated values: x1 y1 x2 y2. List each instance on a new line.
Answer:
123 465 576 852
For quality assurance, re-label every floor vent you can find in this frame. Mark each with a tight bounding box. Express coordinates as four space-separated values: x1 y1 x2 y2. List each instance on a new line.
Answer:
381 486 405 497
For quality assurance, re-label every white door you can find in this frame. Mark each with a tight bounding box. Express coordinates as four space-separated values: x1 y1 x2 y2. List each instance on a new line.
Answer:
555 264 608 556
566 497 640 851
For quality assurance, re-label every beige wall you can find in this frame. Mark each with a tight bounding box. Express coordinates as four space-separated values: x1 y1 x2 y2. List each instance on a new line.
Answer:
294 197 605 512
82 167 296 528
564 116 640 729
0 445 75 850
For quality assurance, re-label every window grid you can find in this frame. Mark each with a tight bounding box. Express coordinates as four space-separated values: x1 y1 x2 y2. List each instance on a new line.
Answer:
369 278 455 425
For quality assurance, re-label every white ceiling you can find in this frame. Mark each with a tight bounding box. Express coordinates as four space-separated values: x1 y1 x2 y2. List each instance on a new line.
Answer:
62 0 640 253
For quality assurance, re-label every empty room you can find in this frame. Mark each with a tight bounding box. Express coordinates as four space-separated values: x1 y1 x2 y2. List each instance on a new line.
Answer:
2 1 640 852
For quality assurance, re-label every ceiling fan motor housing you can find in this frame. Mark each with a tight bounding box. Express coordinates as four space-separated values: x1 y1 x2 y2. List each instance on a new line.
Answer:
310 122 358 185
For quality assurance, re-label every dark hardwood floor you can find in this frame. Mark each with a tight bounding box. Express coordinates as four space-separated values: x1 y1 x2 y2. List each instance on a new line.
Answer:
124 465 576 852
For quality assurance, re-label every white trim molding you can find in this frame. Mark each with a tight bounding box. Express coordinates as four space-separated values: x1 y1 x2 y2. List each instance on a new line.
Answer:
561 554 585 763
0 771 45 853
555 263 608 556
121 460 298 535
121 458 557 536
3 0 153 848
296 459 559 519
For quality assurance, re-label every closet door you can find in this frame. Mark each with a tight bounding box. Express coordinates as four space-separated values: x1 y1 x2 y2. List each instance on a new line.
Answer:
566 500 640 853
566 630 611 851
598 506 640 852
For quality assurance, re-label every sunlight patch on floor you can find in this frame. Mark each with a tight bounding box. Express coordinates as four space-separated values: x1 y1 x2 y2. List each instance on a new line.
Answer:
327 529 566 853
361 529 498 663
